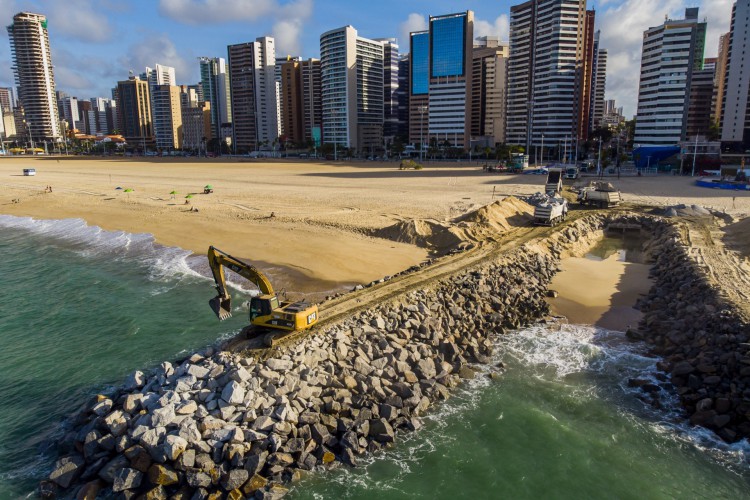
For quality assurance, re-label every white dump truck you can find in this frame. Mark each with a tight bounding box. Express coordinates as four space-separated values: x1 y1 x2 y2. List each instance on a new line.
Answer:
533 195 569 226
545 168 564 196
577 180 622 208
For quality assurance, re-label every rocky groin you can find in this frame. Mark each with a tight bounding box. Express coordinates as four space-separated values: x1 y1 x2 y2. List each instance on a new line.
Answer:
43 214 637 499
636 221 750 443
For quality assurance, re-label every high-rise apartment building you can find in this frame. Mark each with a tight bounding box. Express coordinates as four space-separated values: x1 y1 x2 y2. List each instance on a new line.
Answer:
151 85 182 149
182 101 211 151
635 8 706 146
376 38 402 145
507 0 587 151
721 2 750 147
428 12 474 148
89 97 115 135
592 44 607 131
198 57 231 139
578 11 596 141
7 12 61 142
687 64 715 139
396 55 410 142
228 37 281 152
713 32 730 126
116 76 153 148
471 36 509 146
58 95 79 132
279 58 322 146
144 64 181 149
0 88 14 113
320 26 384 153
408 31 429 147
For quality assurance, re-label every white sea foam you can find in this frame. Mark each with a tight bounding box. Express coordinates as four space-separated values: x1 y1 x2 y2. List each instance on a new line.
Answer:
499 323 750 472
0 215 262 294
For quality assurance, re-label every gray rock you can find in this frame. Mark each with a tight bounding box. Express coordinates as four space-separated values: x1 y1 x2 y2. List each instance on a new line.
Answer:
91 399 113 416
222 468 250 491
244 451 268 475
416 358 436 379
185 469 212 488
186 364 210 379
122 393 142 413
49 455 84 488
152 404 176 428
124 370 146 390
140 427 166 449
103 410 129 437
98 455 129 483
253 415 276 432
369 418 395 443
112 467 142 492
222 380 246 405
163 434 188 461
267 358 293 371
176 400 198 415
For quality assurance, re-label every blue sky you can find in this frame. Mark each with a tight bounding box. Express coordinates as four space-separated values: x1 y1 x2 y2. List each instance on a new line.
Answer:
0 0 735 118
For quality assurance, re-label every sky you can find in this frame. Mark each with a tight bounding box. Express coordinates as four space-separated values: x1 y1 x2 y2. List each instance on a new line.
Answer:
0 0 736 118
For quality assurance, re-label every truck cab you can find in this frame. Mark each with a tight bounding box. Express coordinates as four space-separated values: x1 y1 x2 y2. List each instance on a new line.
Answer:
564 167 579 179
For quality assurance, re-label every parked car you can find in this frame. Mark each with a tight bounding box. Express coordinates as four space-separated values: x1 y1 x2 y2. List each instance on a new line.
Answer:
523 167 549 175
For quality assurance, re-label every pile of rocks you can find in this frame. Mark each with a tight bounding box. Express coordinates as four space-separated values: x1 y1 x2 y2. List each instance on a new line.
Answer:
637 221 750 442
44 247 565 499
44 213 633 499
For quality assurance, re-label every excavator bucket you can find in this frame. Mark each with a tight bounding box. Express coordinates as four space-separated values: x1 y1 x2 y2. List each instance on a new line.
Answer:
209 295 232 321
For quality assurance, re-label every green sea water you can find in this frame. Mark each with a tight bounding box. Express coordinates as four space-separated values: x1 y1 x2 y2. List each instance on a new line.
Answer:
0 216 748 498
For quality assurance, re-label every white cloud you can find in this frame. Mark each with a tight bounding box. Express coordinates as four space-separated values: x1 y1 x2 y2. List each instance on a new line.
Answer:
119 34 193 84
596 0 734 117
41 0 115 43
475 15 509 43
159 0 312 59
398 13 427 49
159 0 281 24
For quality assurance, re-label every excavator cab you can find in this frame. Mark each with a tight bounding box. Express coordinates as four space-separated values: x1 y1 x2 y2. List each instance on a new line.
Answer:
249 295 278 321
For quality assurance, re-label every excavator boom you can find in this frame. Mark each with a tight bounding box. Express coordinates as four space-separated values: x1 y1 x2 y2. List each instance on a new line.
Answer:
205 246 319 341
207 246 275 320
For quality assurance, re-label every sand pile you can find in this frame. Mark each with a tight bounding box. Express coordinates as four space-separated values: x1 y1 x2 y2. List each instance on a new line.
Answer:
723 216 750 258
373 196 533 253
663 204 712 218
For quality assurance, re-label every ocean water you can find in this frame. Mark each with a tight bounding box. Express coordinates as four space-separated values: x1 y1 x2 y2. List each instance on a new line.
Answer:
0 216 252 498
0 217 748 498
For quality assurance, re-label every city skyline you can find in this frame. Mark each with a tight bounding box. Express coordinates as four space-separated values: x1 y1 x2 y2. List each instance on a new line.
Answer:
0 0 734 118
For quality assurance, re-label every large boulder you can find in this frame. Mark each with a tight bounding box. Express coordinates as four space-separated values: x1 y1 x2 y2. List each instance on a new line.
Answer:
112 468 143 492
49 455 85 488
222 381 246 405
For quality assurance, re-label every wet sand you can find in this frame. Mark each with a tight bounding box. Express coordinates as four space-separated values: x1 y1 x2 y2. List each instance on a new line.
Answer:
548 250 652 331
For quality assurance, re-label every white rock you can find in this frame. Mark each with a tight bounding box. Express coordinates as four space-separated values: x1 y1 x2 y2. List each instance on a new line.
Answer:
222 381 246 405
163 434 188 460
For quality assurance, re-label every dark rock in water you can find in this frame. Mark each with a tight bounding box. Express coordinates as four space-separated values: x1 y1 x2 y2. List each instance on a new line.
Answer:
369 418 395 443
49 455 85 488
458 366 476 380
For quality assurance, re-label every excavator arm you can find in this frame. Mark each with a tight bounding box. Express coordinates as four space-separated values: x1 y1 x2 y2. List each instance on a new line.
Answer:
207 246 275 320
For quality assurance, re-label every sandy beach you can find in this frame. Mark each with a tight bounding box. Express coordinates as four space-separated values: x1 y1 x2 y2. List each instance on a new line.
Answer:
1 156 749 296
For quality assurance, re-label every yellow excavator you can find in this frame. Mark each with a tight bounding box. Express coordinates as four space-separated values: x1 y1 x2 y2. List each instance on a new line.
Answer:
207 246 319 343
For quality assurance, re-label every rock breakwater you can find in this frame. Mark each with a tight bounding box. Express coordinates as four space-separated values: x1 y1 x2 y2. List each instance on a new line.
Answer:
43 214 636 499
636 220 750 443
